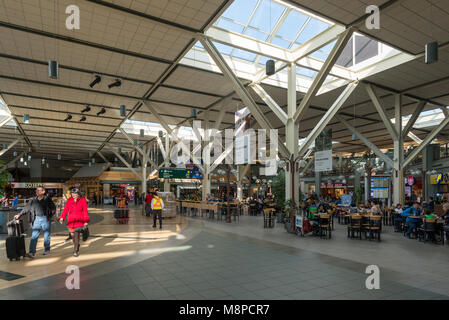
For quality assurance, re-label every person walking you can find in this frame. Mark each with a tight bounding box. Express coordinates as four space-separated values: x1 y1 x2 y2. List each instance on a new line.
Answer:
151 193 164 229
14 186 56 257
59 188 90 257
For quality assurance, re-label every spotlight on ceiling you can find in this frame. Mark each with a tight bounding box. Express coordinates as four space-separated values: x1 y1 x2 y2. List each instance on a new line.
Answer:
120 105 126 117
96 107 106 116
23 114 30 124
81 105 91 113
89 75 101 88
80 116 87 122
64 114 72 121
108 79 121 89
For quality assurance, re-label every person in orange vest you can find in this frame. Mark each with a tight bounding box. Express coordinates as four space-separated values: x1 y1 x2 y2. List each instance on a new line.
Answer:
151 193 164 229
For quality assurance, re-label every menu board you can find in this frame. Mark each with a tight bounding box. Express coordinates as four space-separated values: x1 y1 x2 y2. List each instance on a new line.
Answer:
371 176 389 188
372 188 389 199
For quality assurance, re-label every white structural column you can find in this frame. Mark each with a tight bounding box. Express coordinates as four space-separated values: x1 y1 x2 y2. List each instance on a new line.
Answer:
164 133 170 192
393 94 404 205
285 63 299 203
366 84 398 141
296 82 359 158
0 116 13 128
336 115 394 168
0 138 20 157
199 36 291 159
293 27 355 123
107 145 142 180
142 145 147 198
250 84 288 125
402 101 426 138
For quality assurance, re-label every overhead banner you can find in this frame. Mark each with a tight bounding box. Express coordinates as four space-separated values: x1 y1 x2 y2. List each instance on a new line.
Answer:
314 129 332 172
315 150 332 172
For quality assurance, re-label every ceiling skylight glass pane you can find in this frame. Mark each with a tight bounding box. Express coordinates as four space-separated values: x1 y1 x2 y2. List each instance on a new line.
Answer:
271 36 291 48
216 18 245 33
296 66 317 78
354 34 378 64
249 0 285 34
220 0 259 24
258 56 270 65
244 27 269 41
214 42 234 56
276 10 309 40
296 18 330 44
233 48 257 62
194 40 204 49
309 40 336 60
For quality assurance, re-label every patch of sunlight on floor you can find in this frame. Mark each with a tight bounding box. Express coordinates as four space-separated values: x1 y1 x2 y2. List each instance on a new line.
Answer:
137 245 192 255
63 250 135 262
176 234 186 240
24 257 61 266
104 238 169 246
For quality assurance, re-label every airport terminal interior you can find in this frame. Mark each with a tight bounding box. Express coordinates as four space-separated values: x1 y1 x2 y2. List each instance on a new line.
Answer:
0 0 449 300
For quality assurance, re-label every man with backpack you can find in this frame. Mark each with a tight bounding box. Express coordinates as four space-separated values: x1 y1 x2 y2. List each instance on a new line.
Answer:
14 186 56 258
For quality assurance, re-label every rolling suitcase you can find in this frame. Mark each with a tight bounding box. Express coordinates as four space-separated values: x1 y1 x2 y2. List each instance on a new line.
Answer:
6 220 26 261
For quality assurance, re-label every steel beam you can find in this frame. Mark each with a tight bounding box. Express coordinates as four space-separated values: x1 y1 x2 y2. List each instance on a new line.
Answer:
118 128 158 169
403 116 449 168
250 84 288 125
407 132 423 145
0 138 21 157
96 151 110 164
2 151 25 169
365 83 398 141
0 116 13 128
296 82 358 159
336 115 394 168
293 27 354 123
142 101 205 172
402 101 426 138
199 36 291 159
107 145 142 180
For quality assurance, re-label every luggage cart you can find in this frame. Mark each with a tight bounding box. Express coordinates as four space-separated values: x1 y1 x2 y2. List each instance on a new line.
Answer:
114 197 129 224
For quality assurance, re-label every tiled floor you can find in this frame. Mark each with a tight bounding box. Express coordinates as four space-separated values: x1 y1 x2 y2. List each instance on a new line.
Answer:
0 208 448 300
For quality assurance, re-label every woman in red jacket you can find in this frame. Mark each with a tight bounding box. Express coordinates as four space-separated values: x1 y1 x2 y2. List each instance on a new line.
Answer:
59 188 90 257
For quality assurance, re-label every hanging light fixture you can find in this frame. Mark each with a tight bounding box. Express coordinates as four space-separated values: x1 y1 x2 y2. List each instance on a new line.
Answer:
92 158 95 164
79 116 87 122
136 159 140 166
24 161 27 166
158 130 163 138
48 60 58 79
96 107 106 116
20 157 24 163
89 75 101 88
266 59 275 76
42 158 45 164
46 163 50 169
191 108 197 118
120 105 126 117
81 105 91 113
114 157 118 162
133 139 137 146
23 114 30 124
88 162 92 167
28 154 31 161
108 79 121 89
13 151 17 157
36 141 40 148
57 153 61 160
117 148 121 154
140 129 144 137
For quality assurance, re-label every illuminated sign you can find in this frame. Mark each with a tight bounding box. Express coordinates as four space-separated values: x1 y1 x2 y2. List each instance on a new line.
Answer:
430 173 449 185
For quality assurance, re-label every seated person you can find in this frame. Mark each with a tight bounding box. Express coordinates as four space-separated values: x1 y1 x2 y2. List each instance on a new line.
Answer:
401 202 423 238
317 205 327 214
393 204 404 231
370 200 382 216
349 202 358 214
440 203 449 240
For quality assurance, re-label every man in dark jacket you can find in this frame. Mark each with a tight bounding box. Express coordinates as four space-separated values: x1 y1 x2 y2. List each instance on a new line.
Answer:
14 186 56 258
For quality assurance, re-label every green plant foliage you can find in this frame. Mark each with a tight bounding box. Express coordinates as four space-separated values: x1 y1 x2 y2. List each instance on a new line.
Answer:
0 161 11 192
271 169 285 208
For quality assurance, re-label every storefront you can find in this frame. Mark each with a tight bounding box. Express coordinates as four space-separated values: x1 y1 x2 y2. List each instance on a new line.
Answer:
320 183 349 199
10 182 64 199
429 172 449 201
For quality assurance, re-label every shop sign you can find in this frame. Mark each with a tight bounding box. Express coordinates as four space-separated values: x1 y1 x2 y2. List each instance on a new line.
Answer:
407 175 414 186
159 168 193 179
430 173 449 185
11 182 63 189
120 183 128 188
